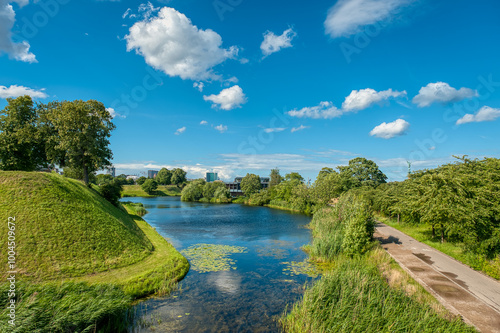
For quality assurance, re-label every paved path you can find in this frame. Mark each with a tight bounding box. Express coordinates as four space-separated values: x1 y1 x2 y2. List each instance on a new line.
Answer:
375 222 500 333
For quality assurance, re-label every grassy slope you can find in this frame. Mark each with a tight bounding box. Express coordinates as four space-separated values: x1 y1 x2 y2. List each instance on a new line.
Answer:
281 207 475 332
72 204 189 298
122 185 181 198
0 172 154 280
376 214 500 280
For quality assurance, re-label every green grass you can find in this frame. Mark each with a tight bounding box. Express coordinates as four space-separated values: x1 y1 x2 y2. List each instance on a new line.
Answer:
0 172 189 332
281 250 475 333
0 171 153 280
281 204 476 332
0 282 132 333
121 184 181 197
72 202 189 299
376 214 500 280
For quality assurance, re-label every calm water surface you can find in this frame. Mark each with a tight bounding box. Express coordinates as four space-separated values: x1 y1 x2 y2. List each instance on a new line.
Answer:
124 197 313 332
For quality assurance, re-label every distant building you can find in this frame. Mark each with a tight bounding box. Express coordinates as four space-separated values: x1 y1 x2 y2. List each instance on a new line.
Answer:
127 175 139 181
107 166 116 178
206 172 218 183
148 170 158 179
225 176 270 197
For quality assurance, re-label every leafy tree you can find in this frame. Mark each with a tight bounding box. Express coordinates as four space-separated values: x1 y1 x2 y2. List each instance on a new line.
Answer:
181 179 205 201
203 181 225 199
317 167 335 181
269 168 282 187
0 96 47 171
240 173 261 196
63 167 96 184
157 168 172 185
99 179 123 206
136 176 147 185
171 168 187 187
96 173 113 185
42 100 115 186
338 157 387 188
285 172 304 183
213 186 232 203
313 170 344 204
141 179 158 195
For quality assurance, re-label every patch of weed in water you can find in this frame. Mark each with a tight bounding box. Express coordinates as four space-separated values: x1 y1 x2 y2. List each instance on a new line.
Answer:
181 244 248 273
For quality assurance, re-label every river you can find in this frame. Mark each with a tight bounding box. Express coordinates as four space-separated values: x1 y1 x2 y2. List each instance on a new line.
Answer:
123 196 314 332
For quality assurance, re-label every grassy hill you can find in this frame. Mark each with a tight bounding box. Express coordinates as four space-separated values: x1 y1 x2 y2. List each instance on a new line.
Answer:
0 172 154 280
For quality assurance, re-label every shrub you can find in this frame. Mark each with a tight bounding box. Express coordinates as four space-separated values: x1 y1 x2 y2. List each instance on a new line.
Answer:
141 179 158 195
99 180 123 206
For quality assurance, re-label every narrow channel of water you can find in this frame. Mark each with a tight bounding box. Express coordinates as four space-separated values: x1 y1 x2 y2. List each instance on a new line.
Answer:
123 197 314 332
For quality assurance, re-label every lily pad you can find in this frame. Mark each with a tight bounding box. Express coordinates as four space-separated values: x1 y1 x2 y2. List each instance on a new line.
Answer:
281 260 319 278
181 243 247 273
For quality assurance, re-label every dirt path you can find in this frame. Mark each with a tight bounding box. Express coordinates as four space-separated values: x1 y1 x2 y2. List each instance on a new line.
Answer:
375 222 500 333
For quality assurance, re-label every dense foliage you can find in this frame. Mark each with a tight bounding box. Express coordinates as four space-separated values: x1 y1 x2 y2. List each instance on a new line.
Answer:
0 96 115 185
181 179 231 203
371 157 500 259
141 179 158 195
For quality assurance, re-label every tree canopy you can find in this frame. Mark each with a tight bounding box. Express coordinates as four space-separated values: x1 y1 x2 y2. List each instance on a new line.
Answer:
240 173 261 195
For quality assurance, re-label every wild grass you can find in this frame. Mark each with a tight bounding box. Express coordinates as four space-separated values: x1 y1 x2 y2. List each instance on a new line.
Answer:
377 214 500 280
280 252 475 333
281 196 476 332
0 282 132 333
121 185 181 198
0 171 153 280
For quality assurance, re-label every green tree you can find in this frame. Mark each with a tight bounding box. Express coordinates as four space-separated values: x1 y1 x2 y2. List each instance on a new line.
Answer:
42 100 115 186
141 179 158 195
285 172 304 183
181 179 205 201
338 157 387 188
240 173 262 196
157 168 172 185
0 96 47 171
213 186 231 203
317 167 335 181
96 173 113 185
171 168 187 187
269 168 282 187
99 179 123 206
313 170 344 204
136 176 147 185
203 181 225 199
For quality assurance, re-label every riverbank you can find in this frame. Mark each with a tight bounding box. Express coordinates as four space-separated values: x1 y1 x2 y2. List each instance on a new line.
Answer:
280 196 476 332
122 184 182 197
0 172 188 332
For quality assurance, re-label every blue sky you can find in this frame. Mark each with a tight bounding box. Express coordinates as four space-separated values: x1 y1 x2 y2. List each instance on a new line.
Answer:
1 0 500 181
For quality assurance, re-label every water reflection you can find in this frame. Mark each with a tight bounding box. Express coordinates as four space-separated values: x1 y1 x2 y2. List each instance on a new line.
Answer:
124 197 313 332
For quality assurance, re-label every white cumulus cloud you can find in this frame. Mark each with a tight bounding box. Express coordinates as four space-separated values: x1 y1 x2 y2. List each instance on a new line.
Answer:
0 85 47 99
215 124 227 133
412 82 477 107
325 0 413 38
342 88 407 112
287 101 341 119
370 119 410 139
261 28 297 57
203 85 247 110
200 120 208 125
0 0 37 63
456 106 500 125
126 7 239 81
175 126 186 135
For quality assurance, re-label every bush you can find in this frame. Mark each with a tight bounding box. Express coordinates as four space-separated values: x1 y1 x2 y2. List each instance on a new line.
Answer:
99 180 123 206
181 179 205 201
136 176 147 185
213 186 232 203
141 179 158 195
